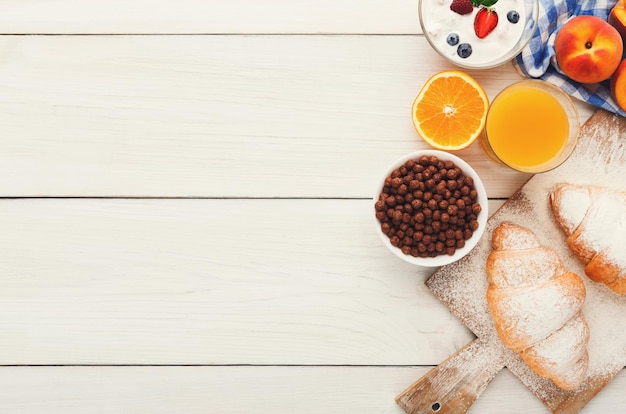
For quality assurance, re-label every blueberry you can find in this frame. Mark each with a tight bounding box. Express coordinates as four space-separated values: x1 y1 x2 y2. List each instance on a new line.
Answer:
447 33 460 46
507 10 520 23
457 43 472 58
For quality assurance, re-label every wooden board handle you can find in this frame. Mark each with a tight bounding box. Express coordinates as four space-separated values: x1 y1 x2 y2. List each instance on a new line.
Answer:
396 338 505 414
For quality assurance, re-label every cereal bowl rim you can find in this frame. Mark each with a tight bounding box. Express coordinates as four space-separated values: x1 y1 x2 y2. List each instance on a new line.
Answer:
373 150 489 267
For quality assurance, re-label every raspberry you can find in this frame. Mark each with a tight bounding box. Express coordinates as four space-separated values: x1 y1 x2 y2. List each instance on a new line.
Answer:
450 0 474 15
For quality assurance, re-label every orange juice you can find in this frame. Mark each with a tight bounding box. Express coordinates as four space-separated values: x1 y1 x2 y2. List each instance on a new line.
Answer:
484 81 579 173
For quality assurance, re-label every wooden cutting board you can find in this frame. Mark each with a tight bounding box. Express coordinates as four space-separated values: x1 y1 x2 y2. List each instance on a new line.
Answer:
396 108 626 414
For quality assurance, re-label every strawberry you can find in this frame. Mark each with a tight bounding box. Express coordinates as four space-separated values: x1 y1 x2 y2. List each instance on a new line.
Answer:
474 8 498 38
450 0 473 15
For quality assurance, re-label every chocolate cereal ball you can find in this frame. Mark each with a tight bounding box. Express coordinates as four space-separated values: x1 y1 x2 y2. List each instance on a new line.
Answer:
374 155 482 258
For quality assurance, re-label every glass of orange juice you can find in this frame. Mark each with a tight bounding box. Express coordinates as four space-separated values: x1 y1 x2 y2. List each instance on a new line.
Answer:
482 80 580 173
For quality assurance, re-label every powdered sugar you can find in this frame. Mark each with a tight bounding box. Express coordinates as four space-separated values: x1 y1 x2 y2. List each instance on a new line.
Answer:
523 112 626 381
521 313 588 375
554 186 626 271
487 244 562 289
519 313 589 390
550 185 590 235
489 277 583 350
425 110 626 410
587 190 626 269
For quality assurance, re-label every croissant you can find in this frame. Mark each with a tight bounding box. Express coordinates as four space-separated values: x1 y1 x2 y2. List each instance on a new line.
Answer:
550 184 626 294
486 222 589 390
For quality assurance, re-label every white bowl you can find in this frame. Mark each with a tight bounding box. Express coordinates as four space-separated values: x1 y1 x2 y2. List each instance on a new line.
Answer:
418 0 539 69
373 150 488 267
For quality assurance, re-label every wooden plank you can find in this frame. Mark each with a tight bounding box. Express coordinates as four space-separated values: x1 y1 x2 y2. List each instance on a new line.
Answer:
0 198 509 365
1 365 624 413
0 35 594 198
0 1 421 34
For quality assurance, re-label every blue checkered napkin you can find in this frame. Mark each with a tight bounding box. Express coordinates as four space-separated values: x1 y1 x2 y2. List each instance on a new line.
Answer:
514 0 626 116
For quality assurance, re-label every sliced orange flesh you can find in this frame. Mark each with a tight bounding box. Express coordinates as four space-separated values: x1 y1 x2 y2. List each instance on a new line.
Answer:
412 70 489 150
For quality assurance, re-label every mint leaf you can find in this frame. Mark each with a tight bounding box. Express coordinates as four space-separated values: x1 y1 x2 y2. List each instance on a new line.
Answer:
481 0 499 7
471 0 499 7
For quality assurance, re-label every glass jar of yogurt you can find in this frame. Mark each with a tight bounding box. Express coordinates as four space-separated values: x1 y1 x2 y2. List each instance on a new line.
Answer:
419 0 539 69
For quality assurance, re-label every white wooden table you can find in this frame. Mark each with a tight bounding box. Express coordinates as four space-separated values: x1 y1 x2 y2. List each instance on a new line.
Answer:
0 2 622 413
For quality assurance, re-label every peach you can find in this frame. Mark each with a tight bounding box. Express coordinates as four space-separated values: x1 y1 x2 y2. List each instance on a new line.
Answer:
609 0 626 46
554 15 623 84
611 59 626 111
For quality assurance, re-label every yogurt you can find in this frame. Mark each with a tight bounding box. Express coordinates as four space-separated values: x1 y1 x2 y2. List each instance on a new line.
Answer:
420 0 528 67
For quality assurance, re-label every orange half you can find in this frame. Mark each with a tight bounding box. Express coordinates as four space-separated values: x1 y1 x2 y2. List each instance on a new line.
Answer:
412 70 489 151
